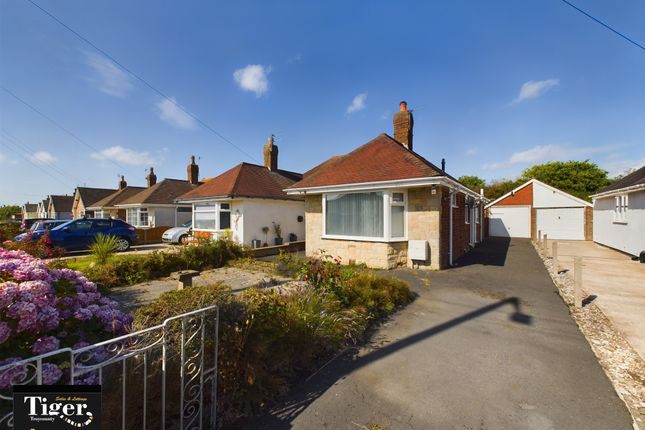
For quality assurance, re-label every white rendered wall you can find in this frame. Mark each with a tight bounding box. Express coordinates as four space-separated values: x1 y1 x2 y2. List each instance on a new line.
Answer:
533 182 587 208
241 199 305 245
593 190 645 256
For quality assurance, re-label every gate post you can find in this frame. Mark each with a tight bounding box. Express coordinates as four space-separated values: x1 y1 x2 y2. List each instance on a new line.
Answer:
552 241 558 267
574 256 583 308
543 234 548 254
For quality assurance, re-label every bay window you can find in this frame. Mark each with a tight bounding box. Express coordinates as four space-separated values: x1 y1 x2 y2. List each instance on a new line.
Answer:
324 190 406 241
126 207 149 227
194 202 231 231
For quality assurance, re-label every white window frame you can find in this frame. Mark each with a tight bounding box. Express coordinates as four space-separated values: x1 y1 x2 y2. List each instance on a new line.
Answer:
451 192 458 208
322 189 407 242
126 207 150 227
465 199 471 224
613 194 628 224
475 205 480 224
193 202 231 232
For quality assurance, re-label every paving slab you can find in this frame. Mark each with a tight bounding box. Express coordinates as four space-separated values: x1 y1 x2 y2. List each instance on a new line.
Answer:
552 240 645 360
243 238 633 430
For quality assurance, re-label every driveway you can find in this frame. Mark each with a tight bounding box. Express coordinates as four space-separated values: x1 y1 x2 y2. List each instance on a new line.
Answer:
551 240 645 360
243 238 632 430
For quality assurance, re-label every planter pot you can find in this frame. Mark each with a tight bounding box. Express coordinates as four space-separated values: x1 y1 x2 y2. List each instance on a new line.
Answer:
274 238 283 246
251 239 262 249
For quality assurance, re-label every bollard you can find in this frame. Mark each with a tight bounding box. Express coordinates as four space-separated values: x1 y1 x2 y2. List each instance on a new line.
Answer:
552 241 558 267
537 230 541 244
543 234 548 254
574 256 583 308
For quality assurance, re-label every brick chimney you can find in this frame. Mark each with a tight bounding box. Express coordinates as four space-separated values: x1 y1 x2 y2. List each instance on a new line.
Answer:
187 155 199 184
146 167 157 188
393 101 414 151
118 175 127 190
263 135 279 171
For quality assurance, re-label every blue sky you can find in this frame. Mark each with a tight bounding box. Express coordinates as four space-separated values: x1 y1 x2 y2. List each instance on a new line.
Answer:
1 0 644 205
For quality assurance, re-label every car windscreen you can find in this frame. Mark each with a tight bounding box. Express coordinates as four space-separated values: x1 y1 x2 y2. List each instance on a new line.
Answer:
50 220 74 231
44 221 67 230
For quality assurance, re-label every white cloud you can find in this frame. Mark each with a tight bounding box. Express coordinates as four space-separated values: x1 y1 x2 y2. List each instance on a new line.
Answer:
482 144 621 170
512 79 559 104
30 151 57 164
346 92 367 114
601 157 645 178
465 148 479 156
233 64 270 97
91 146 157 166
84 51 134 97
156 97 197 130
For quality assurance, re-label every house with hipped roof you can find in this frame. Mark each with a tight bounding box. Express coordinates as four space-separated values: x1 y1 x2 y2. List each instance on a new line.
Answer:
86 176 146 220
286 101 486 270
71 186 117 218
590 165 645 257
176 136 305 245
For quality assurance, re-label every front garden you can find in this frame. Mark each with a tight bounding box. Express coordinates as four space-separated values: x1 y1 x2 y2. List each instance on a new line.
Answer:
0 239 414 427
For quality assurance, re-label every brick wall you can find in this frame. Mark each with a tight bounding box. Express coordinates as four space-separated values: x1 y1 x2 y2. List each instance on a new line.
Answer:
496 183 533 205
440 188 474 268
584 206 593 240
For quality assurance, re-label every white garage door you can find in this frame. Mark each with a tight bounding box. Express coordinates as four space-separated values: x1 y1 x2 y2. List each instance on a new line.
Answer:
489 206 530 238
535 207 585 240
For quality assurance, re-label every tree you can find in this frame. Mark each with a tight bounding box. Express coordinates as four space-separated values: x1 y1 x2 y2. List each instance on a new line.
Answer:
519 160 611 201
484 179 522 201
458 175 486 193
0 205 20 220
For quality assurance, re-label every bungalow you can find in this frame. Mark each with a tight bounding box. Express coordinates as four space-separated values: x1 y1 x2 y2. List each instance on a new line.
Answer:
21 203 38 220
115 158 201 239
485 179 592 240
46 195 74 220
71 186 116 218
286 102 486 270
85 176 145 219
36 199 48 218
176 136 305 245
590 165 645 257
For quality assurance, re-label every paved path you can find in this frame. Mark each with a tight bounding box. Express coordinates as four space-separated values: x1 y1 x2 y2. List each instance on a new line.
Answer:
552 240 645 360
243 238 632 430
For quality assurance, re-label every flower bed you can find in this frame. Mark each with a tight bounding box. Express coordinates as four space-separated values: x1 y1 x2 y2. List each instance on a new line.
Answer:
0 248 133 385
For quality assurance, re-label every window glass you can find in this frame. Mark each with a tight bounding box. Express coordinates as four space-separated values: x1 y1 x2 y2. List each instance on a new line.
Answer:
69 220 92 231
177 207 192 213
392 193 404 203
326 192 384 237
93 220 112 229
139 209 149 227
391 205 405 237
220 203 230 210
194 211 216 230
219 211 231 230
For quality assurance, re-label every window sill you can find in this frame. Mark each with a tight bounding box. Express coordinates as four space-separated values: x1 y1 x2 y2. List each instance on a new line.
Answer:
612 221 628 225
321 235 407 243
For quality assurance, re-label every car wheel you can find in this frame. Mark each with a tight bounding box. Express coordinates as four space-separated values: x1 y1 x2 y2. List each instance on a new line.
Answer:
179 234 189 244
115 237 131 252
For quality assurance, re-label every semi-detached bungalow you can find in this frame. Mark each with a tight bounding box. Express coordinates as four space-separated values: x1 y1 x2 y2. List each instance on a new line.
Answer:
85 176 146 220
176 136 305 246
71 186 116 218
590 165 645 257
286 102 486 270
46 195 74 220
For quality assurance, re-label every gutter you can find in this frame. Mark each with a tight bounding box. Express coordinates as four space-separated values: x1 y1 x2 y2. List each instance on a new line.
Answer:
589 183 645 199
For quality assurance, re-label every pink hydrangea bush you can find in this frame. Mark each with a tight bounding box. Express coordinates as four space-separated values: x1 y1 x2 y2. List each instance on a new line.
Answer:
0 248 133 386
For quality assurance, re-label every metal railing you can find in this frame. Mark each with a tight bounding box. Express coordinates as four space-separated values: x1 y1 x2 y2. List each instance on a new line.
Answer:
0 305 219 430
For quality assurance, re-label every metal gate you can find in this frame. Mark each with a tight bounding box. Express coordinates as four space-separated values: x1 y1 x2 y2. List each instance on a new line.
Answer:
0 305 219 430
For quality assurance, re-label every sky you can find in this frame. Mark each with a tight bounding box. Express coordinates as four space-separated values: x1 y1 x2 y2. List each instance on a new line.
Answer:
1 0 644 205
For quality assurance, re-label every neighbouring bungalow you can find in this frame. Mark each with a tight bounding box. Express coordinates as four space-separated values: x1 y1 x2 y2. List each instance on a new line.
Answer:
46 195 74 220
36 199 48 218
176 136 305 246
71 186 116 218
85 176 145 219
485 179 592 240
286 102 486 270
590 165 645 257
114 157 201 241
21 203 38 220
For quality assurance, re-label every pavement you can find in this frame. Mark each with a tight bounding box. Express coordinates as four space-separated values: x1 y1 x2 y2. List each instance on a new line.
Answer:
242 237 633 430
550 240 645 360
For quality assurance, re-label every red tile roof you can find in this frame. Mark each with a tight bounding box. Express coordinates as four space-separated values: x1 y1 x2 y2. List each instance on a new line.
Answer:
288 133 448 189
87 186 147 208
177 163 303 201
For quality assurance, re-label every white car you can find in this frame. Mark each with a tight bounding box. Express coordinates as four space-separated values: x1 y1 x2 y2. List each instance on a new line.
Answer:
161 221 192 244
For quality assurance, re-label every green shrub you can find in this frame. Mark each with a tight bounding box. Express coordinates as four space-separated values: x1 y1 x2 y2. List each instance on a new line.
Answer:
181 238 246 271
4 233 64 259
342 273 415 319
89 234 118 264
0 223 20 242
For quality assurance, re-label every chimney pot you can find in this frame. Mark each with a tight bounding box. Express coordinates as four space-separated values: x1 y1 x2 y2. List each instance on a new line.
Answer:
187 155 199 184
146 167 157 188
263 135 279 171
119 175 127 190
393 101 413 151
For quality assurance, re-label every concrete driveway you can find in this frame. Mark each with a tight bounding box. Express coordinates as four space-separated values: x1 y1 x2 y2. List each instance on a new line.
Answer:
551 240 645 360
243 238 632 430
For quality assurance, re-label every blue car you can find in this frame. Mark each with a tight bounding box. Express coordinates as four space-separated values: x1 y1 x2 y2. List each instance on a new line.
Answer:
48 218 138 252
14 220 69 242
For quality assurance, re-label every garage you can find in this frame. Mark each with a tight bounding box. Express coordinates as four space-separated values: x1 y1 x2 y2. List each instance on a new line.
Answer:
536 207 585 241
485 179 592 241
489 206 531 238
